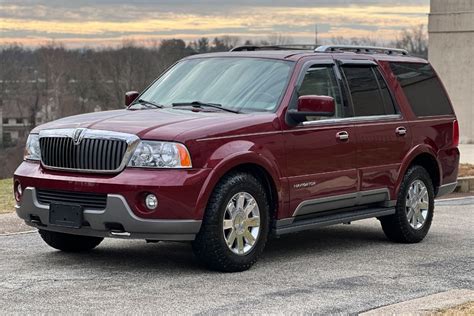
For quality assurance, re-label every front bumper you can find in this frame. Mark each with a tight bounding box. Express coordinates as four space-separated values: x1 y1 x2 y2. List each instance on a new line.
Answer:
16 187 202 241
14 161 212 220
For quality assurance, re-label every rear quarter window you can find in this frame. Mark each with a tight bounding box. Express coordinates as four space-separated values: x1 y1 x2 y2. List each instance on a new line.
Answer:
389 62 453 117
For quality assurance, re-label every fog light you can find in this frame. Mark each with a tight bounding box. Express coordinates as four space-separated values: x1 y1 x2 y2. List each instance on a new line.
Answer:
145 194 158 210
14 182 22 202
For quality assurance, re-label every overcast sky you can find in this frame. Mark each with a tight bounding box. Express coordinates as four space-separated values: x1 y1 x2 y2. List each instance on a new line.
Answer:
0 0 430 47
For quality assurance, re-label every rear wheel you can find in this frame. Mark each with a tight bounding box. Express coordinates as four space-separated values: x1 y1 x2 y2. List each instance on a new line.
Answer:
380 166 435 243
192 172 270 272
39 230 103 252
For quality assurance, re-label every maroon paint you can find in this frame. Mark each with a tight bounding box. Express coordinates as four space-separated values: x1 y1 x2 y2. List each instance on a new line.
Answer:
297 95 335 114
125 91 139 107
14 51 460 222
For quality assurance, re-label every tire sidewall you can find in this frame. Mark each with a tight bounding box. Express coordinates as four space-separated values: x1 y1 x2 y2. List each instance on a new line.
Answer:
193 172 270 271
216 177 269 261
397 166 435 241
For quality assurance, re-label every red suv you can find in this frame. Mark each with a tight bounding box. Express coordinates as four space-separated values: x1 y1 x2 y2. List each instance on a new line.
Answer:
14 45 460 272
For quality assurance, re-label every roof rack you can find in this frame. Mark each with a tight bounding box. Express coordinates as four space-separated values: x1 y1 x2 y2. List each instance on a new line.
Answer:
315 45 409 56
230 44 317 52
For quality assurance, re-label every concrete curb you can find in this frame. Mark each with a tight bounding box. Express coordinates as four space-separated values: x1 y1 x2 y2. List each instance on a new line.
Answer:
360 289 474 315
456 176 474 193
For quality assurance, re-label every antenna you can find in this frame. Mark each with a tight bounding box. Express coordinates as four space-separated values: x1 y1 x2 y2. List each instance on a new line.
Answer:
315 24 319 46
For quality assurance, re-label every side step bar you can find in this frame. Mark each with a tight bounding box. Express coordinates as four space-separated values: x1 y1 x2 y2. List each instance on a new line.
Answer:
274 207 395 236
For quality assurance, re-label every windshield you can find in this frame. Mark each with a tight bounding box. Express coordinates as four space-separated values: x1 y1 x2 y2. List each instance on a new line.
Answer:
135 57 293 113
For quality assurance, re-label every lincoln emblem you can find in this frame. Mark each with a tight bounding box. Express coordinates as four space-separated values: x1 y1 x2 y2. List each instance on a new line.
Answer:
72 128 86 145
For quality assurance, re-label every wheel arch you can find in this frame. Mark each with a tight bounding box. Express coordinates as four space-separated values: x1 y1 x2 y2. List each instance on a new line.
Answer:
227 163 279 220
195 151 283 221
398 146 442 196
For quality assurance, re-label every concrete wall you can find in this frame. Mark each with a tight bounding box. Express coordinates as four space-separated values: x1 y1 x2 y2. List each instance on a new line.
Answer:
429 0 474 143
0 106 3 148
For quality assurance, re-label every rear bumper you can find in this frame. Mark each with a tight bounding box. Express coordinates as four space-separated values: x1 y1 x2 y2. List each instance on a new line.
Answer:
16 187 202 241
436 181 458 198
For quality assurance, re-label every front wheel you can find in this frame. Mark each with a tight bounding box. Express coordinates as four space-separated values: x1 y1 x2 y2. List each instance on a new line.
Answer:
380 166 435 243
192 172 270 272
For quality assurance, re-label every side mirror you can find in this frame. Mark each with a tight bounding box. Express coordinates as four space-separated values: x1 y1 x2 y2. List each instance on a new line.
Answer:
287 95 335 124
125 91 139 107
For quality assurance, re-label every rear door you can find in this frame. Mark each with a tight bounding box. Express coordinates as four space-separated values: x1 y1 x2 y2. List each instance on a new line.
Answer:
284 60 359 218
338 60 412 203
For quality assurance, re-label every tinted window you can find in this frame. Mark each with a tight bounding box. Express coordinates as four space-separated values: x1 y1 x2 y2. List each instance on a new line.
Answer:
390 62 453 116
342 66 395 117
298 65 344 119
374 69 397 115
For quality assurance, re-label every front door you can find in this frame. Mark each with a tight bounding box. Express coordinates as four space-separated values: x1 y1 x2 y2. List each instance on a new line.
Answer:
284 62 359 218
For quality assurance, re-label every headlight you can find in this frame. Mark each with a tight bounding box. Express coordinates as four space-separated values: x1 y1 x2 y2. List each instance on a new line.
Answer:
128 141 192 169
24 134 41 161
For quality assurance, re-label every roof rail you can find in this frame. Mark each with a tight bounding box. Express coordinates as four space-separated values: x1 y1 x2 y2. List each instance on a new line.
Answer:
315 45 409 56
230 44 317 52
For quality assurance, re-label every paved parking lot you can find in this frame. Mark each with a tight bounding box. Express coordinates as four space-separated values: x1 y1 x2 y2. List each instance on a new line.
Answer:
1 198 473 314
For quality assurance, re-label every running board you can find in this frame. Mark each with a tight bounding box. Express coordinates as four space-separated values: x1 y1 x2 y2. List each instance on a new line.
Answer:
273 207 396 236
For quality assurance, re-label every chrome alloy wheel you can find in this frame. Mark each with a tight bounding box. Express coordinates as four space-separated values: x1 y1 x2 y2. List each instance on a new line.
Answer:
223 192 261 255
405 180 430 230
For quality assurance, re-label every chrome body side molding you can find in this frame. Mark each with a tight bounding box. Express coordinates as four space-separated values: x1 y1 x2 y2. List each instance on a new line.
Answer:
292 188 391 217
274 206 395 236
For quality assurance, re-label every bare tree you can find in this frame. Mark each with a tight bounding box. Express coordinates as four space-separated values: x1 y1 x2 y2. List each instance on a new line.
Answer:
391 24 428 58
221 36 241 49
266 33 294 45
326 36 381 47
37 42 69 121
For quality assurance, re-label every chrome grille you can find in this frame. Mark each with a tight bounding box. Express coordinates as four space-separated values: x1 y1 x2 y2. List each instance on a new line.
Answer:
36 189 107 210
40 137 128 171
38 128 139 173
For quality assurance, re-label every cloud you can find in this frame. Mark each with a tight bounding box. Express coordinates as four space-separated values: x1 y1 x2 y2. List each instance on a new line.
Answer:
0 0 429 47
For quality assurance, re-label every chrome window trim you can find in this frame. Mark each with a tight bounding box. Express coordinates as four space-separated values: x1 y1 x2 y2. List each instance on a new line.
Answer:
301 114 402 127
38 128 141 174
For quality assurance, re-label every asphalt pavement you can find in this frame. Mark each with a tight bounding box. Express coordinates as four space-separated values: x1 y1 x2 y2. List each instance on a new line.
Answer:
0 198 473 314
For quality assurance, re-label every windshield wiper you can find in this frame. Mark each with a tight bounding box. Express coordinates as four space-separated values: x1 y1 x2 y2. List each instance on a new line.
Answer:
172 101 240 114
134 99 164 109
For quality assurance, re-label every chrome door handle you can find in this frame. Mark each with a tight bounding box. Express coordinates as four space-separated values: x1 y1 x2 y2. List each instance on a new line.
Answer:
396 126 407 136
336 131 349 141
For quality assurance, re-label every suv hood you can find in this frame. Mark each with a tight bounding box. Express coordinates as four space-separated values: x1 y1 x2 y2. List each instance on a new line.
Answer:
32 108 277 142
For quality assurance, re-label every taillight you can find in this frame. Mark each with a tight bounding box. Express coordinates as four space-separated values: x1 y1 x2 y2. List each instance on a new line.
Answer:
453 120 459 147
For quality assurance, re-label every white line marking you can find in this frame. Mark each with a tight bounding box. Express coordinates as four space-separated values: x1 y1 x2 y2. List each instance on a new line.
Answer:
0 230 36 237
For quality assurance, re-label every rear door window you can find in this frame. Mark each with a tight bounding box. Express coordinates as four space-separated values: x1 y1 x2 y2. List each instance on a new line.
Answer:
389 62 453 116
341 66 396 117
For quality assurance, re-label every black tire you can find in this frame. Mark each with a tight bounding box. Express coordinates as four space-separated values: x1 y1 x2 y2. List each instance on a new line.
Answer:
192 172 270 272
39 230 103 252
380 165 435 243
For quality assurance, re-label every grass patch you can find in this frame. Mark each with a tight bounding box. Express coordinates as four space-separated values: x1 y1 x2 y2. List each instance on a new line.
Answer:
435 301 474 315
459 163 474 177
0 178 15 214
